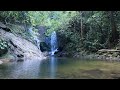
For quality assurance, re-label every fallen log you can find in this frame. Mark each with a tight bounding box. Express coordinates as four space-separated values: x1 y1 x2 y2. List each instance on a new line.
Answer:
98 49 120 52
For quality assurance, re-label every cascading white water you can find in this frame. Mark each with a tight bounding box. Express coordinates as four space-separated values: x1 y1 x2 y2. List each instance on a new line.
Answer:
51 31 58 56
28 27 40 50
34 37 40 50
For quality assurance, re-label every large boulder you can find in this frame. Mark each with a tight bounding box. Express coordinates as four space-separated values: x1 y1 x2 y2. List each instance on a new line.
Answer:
0 22 7 28
35 25 47 42
0 27 46 60
0 22 11 32
0 48 8 57
40 42 50 52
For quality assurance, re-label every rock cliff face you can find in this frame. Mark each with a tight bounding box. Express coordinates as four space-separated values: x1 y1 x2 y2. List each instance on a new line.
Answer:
0 22 46 61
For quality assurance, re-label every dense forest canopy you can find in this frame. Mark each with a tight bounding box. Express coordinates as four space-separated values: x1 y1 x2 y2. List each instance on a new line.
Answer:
1 11 120 79
0 11 120 55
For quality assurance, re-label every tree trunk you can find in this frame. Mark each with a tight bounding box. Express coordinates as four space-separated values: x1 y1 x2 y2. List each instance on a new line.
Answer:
109 11 119 47
80 11 83 39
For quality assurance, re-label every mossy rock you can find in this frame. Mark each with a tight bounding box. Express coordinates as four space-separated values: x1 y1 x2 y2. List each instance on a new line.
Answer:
40 42 50 52
7 24 26 36
112 52 119 57
108 54 112 57
103 53 108 56
0 48 8 57
115 46 120 50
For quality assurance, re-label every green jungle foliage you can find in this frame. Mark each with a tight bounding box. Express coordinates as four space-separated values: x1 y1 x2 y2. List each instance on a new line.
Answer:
0 11 120 54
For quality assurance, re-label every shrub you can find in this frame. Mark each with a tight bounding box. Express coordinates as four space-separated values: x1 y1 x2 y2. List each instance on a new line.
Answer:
0 38 8 56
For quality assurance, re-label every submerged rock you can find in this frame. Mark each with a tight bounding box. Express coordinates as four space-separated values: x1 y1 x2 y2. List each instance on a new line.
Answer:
0 58 11 63
9 59 16 62
17 54 24 58
17 59 24 62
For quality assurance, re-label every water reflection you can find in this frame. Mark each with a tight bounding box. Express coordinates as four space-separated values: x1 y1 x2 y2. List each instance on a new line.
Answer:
50 56 57 78
9 60 42 79
0 57 58 79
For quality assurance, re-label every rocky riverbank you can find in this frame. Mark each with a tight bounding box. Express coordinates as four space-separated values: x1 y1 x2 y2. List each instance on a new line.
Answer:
72 49 120 61
86 54 120 61
0 22 46 63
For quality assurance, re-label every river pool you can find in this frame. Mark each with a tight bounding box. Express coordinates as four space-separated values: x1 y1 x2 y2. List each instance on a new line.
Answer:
0 57 120 79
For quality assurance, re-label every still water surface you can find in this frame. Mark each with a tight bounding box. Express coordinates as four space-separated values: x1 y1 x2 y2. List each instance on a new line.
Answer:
0 57 120 79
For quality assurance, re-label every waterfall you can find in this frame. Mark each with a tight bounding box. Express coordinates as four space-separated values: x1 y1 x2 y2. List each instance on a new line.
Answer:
28 27 40 50
34 37 40 50
50 31 58 56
